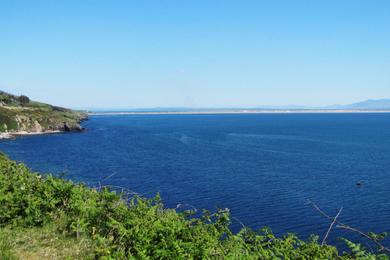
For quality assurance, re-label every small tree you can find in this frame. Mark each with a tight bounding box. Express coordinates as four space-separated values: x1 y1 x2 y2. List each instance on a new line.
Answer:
18 95 30 105
0 95 11 104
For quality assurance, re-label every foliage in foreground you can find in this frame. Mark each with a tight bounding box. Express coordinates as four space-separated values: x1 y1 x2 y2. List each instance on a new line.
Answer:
0 224 94 259
0 153 388 259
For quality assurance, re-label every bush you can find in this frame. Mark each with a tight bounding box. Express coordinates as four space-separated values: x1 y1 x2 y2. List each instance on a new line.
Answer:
18 95 30 105
0 153 388 259
0 94 12 105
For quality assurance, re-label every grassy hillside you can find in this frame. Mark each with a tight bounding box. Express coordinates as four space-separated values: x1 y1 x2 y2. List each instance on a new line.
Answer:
0 91 86 133
0 153 388 259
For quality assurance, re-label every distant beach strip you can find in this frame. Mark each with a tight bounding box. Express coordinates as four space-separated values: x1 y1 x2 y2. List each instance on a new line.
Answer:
88 109 390 116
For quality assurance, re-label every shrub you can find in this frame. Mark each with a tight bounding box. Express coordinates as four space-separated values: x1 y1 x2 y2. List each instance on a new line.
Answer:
0 153 388 259
18 95 30 105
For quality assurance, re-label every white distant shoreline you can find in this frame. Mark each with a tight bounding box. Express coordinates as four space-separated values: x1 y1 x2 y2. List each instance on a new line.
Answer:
88 109 390 116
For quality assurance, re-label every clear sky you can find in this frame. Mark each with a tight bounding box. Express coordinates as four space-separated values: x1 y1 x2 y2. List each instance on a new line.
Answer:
0 0 389 109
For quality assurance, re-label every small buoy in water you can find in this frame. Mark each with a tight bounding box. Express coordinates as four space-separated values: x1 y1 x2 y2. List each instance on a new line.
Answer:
356 181 363 186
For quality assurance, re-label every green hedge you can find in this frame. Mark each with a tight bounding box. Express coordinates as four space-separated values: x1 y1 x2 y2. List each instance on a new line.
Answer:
0 153 388 259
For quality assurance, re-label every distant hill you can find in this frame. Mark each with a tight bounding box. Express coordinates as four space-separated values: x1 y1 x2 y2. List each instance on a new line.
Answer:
340 99 390 110
0 90 87 137
256 99 390 111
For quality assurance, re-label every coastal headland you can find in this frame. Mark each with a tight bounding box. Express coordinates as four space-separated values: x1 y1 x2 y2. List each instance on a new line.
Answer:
0 91 87 139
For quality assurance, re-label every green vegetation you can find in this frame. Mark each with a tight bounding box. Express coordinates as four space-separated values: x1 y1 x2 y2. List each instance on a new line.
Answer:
0 91 31 107
0 225 94 259
17 95 30 106
0 91 86 133
0 153 388 259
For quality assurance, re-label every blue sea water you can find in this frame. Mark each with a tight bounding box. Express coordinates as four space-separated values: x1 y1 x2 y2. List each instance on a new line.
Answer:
1 113 390 248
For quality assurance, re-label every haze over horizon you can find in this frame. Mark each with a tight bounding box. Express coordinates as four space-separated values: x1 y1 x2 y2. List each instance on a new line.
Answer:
68 98 390 111
1 1 389 108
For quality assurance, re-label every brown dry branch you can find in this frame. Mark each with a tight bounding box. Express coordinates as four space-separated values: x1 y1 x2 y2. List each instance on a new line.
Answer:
322 206 343 246
306 199 390 253
175 203 198 213
232 216 246 229
99 184 141 196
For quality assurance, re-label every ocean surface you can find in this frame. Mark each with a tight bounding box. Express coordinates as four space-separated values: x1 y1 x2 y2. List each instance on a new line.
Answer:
1 113 390 248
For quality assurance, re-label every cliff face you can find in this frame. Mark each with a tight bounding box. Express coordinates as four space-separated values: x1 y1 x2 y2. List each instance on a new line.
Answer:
0 91 87 135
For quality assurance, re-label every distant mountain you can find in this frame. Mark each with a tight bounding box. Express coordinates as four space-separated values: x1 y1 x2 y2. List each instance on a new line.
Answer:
324 99 390 110
257 99 390 110
342 99 390 110
84 99 390 113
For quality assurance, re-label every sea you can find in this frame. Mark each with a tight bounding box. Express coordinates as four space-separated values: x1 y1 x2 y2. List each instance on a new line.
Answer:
1 113 389 248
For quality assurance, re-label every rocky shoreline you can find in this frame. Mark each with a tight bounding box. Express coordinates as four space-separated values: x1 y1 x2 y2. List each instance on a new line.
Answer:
0 119 87 139
0 90 88 139
0 130 62 139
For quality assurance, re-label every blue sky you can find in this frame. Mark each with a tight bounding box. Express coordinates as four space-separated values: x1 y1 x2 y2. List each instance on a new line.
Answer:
0 0 389 108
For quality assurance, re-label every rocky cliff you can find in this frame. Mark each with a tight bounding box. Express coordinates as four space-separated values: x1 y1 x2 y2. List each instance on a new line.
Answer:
0 91 87 137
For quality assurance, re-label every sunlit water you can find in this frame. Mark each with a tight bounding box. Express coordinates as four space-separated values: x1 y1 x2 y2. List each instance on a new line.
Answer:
1 113 390 248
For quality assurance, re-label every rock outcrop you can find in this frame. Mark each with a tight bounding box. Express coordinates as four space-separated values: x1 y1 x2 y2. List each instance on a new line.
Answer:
0 90 88 137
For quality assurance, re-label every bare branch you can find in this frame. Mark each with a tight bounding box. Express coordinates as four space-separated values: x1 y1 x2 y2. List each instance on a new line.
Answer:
175 203 198 213
100 184 141 196
232 216 246 229
101 172 117 182
307 199 390 253
322 206 343 246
